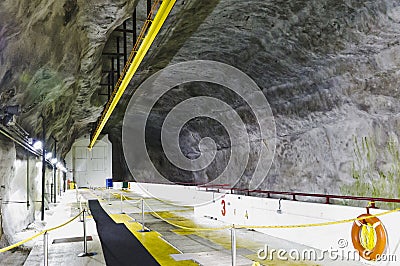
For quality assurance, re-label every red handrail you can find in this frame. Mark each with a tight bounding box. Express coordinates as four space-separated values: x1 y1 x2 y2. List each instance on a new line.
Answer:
139 181 400 206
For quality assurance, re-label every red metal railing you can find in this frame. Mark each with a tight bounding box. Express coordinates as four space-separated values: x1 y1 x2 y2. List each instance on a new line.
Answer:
193 184 400 208
152 182 400 207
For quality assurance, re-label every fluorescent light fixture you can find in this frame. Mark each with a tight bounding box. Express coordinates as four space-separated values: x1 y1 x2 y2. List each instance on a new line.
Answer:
50 158 58 164
33 141 43 150
56 162 62 169
45 152 52 160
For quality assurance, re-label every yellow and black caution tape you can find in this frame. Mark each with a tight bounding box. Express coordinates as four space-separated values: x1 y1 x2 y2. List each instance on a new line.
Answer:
0 211 83 253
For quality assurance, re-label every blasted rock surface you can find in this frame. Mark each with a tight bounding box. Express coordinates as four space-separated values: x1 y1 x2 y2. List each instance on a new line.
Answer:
1 0 400 199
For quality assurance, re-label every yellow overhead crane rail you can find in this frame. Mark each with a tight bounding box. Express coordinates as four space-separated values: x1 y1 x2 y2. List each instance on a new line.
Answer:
89 0 177 149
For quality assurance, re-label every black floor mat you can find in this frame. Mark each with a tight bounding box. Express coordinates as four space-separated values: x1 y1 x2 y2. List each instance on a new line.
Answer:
89 200 160 266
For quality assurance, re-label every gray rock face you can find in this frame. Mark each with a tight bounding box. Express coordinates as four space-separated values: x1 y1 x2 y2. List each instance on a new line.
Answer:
119 0 400 197
1 0 400 213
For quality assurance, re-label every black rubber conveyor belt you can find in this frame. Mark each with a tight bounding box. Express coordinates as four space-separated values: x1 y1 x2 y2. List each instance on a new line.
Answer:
89 200 160 266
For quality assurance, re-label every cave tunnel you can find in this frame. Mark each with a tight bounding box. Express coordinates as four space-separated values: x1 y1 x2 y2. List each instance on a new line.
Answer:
1 0 400 265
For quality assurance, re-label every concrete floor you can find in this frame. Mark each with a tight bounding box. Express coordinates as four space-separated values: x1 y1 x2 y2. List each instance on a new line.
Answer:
9 188 362 266
23 191 106 266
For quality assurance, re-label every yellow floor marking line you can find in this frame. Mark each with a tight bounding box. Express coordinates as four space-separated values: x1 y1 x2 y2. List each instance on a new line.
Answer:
109 214 198 266
156 212 316 266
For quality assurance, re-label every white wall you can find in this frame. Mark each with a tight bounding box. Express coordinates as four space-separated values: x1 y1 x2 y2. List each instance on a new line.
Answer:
65 134 112 188
130 182 400 265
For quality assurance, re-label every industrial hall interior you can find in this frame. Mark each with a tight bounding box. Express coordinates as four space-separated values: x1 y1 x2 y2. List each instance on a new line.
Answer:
1 0 400 265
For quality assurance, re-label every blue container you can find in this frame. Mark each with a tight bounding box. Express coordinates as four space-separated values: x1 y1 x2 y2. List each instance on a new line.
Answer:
106 178 113 188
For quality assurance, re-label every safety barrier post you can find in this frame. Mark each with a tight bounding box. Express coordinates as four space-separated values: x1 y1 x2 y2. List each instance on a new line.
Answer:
138 198 150 232
78 209 96 257
120 193 124 214
108 189 111 205
43 231 48 266
76 186 79 204
231 226 236 266
79 197 84 222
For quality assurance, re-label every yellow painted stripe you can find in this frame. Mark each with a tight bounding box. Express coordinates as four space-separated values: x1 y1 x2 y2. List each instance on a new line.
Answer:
89 0 177 149
109 214 197 266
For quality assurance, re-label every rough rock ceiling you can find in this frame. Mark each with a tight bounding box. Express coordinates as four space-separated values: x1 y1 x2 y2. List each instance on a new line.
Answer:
1 0 400 194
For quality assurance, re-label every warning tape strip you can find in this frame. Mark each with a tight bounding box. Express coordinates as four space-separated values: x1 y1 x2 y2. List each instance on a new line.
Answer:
0 211 83 253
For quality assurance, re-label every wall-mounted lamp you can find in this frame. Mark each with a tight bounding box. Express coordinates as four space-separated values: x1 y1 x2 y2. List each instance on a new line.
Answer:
33 140 43 150
50 158 58 164
45 152 52 160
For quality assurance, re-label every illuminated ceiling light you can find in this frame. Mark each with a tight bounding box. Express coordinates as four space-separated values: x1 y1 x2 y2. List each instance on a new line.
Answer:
33 141 43 150
45 152 52 160
50 158 58 164
56 162 62 169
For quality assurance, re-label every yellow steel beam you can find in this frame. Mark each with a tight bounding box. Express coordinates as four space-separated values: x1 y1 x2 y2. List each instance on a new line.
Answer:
89 0 177 149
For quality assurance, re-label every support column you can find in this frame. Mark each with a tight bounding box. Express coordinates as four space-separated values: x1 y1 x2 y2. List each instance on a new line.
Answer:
132 9 137 43
116 37 121 79
53 137 57 203
123 21 128 64
40 115 46 221
26 154 30 210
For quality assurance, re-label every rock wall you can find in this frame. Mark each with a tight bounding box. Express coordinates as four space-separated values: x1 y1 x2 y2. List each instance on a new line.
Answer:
1 0 400 209
0 136 52 245
110 0 400 202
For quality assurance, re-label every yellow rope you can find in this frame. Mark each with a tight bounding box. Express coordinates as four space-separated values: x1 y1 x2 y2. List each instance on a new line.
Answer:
0 211 83 253
46 211 83 233
144 200 231 231
143 198 400 231
0 231 46 253
236 208 400 229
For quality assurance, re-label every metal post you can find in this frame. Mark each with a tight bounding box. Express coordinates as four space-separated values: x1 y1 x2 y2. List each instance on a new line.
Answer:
120 193 124 214
138 198 150 232
141 198 145 231
51 183 53 203
79 197 83 222
83 210 87 253
107 72 111 100
116 37 120 79
53 138 57 203
76 185 79 204
108 189 111 205
78 209 96 257
123 21 127 64
147 0 152 15
43 231 48 266
132 9 137 42
111 57 115 87
41 115 46 221
231 226 236 266
26 154 30 210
